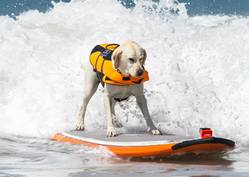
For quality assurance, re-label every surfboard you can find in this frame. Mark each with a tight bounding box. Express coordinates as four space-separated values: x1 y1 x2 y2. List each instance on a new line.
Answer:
51 128 235 158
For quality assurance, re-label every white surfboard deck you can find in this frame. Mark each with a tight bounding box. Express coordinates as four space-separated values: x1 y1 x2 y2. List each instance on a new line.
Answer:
60 131 196 146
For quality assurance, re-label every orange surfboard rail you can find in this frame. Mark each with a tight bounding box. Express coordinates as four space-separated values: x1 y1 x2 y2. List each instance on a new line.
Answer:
51 132 235 158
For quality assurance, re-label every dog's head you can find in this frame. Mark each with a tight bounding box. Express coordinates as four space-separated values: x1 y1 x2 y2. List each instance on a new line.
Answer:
112 41 147 77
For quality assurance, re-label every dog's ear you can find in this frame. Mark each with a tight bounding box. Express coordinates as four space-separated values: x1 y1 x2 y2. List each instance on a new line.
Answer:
140 48 147 65
112 48 122 69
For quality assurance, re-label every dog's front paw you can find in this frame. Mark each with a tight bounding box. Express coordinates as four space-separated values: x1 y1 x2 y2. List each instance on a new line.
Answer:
107 127 118 137
75 122 85 131
150 129 162 135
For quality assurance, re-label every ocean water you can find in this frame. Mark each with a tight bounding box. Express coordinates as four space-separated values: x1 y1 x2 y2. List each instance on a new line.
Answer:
1 0 249 176
2 0 249 17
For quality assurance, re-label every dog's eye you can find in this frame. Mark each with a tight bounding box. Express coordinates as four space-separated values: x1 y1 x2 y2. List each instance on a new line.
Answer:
139 58 144 64
129 58 135 63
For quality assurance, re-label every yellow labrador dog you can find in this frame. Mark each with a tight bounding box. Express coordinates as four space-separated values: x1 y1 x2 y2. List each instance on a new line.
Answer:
77 41 161 137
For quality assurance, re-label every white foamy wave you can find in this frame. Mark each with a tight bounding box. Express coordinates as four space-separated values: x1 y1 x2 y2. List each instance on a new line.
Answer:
0 0 249 147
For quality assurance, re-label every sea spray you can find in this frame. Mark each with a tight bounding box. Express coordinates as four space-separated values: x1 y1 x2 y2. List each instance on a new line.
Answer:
0 0 249 147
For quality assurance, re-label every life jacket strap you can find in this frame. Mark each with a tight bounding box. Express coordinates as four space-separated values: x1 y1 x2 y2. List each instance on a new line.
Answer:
114 97 129 102
91 44 119 60
122 76 130 81
94 70 105 87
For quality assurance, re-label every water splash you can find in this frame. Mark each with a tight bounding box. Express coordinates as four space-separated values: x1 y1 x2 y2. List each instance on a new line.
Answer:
0 0 248 147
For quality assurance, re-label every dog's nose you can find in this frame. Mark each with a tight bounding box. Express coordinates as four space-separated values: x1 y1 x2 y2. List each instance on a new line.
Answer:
136 69 144 76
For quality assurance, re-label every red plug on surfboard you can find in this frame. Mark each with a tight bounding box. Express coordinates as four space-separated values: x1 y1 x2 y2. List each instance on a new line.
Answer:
199 128 213 139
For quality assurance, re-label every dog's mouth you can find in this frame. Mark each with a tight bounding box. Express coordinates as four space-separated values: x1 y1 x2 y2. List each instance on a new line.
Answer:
121 72 130 77
118 69 144 78
128 72 145 78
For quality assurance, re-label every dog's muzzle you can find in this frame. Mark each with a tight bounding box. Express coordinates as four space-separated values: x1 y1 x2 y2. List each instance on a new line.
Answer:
136 69 144 77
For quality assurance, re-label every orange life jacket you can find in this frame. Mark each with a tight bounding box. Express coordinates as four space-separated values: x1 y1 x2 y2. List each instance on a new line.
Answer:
89 43 149 86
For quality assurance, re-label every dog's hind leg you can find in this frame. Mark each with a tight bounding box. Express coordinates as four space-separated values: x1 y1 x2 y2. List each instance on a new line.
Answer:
76 69 99 131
